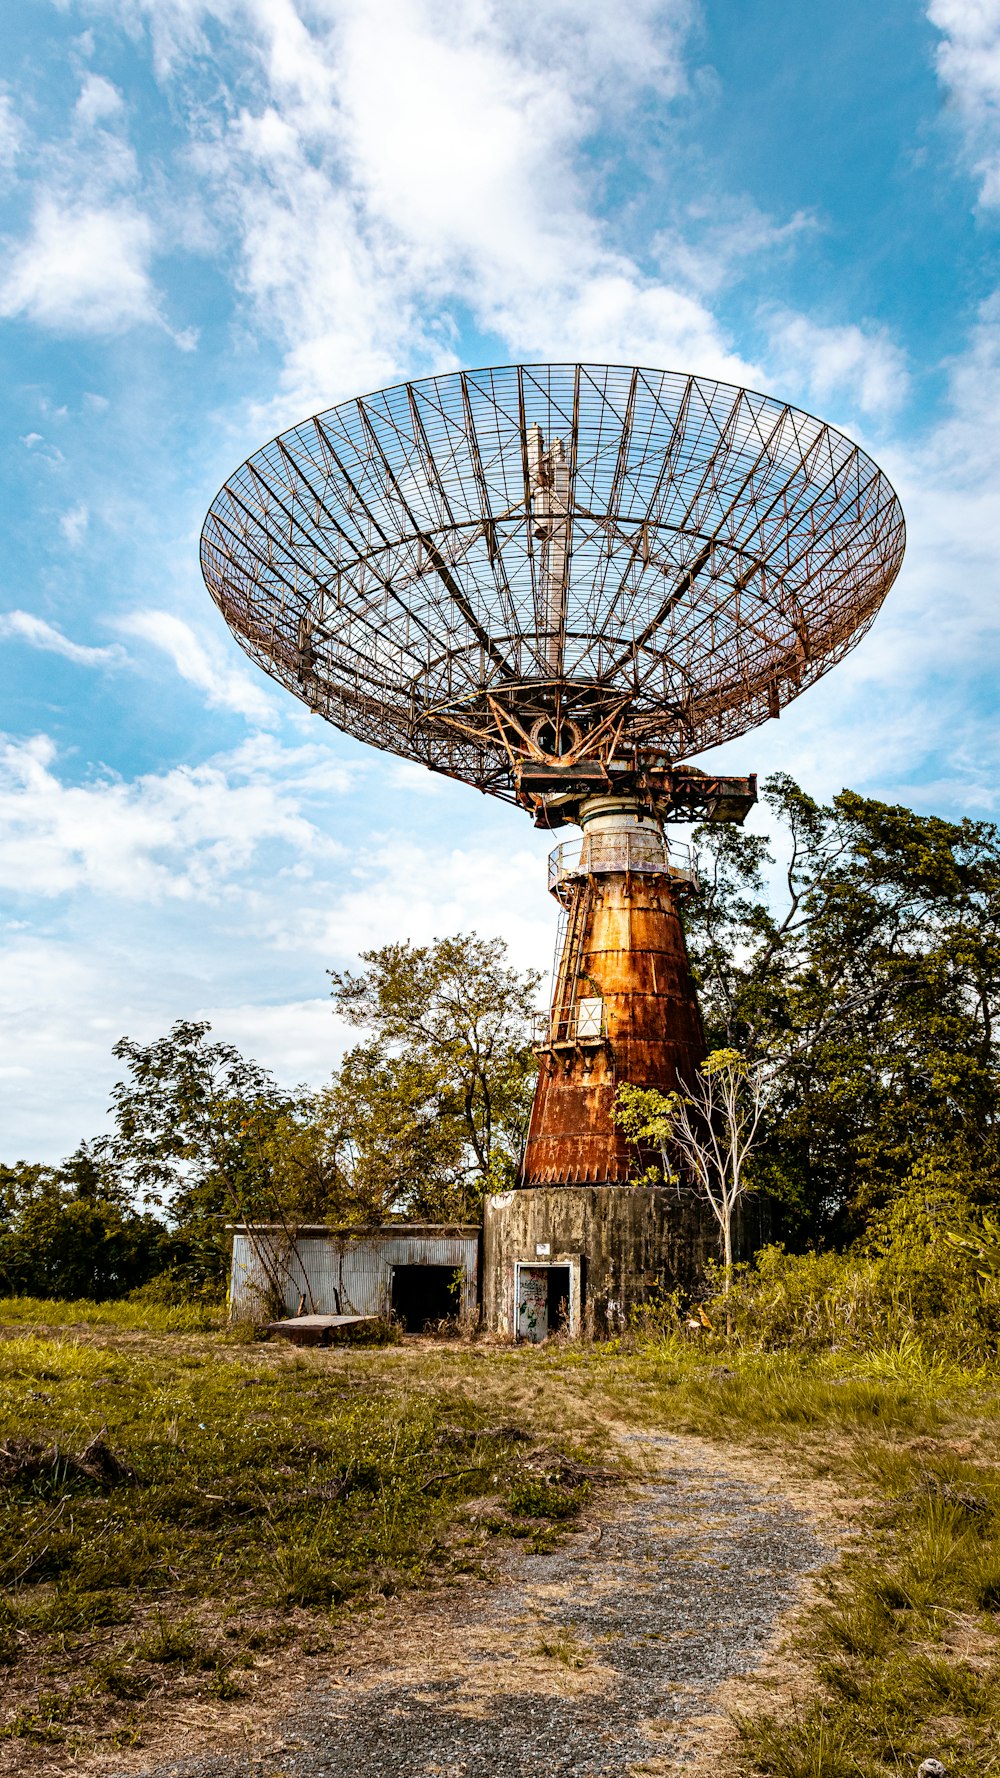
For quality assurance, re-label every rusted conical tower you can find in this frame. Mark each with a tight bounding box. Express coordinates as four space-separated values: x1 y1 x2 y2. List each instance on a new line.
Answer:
524 797 706 1184
200 363 905 1335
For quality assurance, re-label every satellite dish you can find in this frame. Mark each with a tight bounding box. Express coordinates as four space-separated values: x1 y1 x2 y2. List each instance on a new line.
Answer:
201 363 904 826
201 363 905 1200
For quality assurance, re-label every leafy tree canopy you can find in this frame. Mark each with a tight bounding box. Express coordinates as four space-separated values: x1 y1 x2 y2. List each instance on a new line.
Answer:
686 773 1000 1239
0 1151 169 1299
329 933 541 1219
99 1020 302 1280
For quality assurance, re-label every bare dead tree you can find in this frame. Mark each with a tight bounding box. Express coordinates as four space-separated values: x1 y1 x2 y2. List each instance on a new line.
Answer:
671 1049 766 1289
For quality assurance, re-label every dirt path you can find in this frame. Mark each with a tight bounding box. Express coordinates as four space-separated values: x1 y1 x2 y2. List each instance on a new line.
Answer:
116 1433 827 1778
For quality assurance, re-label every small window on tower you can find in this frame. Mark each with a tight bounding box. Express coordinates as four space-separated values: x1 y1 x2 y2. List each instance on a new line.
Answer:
576 997 603 1040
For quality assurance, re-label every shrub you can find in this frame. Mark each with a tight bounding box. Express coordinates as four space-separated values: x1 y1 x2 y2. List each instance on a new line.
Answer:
702 1186 1000 1358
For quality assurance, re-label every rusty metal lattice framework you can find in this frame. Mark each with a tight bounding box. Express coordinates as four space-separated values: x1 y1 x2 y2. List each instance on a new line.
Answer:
201 363 905 813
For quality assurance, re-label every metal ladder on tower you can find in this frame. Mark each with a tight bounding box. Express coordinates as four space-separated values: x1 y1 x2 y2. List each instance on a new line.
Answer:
548 878 594 1045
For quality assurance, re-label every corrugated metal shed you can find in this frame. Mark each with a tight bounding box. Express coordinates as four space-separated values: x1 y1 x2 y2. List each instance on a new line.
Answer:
229 1223 481 1325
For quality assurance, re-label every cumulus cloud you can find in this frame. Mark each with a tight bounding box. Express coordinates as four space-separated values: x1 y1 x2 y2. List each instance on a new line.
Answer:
929 0 1000 204
200 996 346 1084
761 309 909 418
0 731 344 903
0 195 158 335
75 73 126 127
111 0 757 411
120 609 278 725
0 936 121 1156
0 59 179 340
0 609 124 667
0 727 550 1158
289 829 554 987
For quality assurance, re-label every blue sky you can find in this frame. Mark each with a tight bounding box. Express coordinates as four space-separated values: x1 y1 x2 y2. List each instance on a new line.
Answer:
2 0 999 1160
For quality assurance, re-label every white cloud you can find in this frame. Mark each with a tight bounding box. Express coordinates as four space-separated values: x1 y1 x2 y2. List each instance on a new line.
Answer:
292 830 554 989
698 293 1000 807
0 196 159 334
0 92 21 167
0 942 346 1160
760 309 910 418
0 731 344 903
201 996 345 1086
0 609 123 667
59 502 90 546
117 0 756 412
0 732 553 1159
0 936 120 1159
653 202 816 297
75 73 126 127
929 0 1000 204
0 54 186 342
121 609 279 724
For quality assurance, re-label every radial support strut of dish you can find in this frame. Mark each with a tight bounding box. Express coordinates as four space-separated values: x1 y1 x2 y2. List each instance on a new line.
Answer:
201 363 905 830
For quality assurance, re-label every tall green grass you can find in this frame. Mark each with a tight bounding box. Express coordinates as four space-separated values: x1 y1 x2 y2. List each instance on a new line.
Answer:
738 1448 1000 1778
698 1203 1000 1363
0 1294 226 1333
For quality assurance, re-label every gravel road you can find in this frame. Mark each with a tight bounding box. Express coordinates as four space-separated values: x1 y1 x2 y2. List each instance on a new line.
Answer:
120 1435 825 1778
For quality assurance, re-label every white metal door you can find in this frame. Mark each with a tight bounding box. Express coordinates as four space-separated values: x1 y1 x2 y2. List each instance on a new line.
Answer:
515 1264 550 1342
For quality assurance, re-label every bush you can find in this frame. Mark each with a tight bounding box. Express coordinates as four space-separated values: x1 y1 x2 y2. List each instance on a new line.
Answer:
704 1186 1000 1359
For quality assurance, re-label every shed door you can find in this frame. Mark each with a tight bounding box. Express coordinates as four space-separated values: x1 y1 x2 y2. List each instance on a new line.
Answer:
391 1265 460 1332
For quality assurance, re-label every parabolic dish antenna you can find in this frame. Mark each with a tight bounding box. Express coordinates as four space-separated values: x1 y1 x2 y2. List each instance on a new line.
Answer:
201 362 904 822
201 363 906 1202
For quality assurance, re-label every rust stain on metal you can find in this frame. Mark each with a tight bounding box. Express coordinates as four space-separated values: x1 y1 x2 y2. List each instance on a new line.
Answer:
523 867 704 1186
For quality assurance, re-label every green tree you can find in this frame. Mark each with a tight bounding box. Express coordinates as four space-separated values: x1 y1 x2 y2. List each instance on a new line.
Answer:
103 1020 299 1281
0 1157 169 1300
267 1047 475 1224
329 933 541 1218
685 774 1000 1238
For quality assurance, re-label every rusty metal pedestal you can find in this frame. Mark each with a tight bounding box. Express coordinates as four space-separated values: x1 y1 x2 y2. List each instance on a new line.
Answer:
522 797 706 1188
487 799 720 1339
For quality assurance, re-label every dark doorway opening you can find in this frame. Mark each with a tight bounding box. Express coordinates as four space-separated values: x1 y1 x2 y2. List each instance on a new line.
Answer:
391 1265 460 1332
547 1265 570 1334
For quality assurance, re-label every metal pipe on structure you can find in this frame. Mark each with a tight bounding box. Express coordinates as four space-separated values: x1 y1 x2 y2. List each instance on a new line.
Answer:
522 797 705 1187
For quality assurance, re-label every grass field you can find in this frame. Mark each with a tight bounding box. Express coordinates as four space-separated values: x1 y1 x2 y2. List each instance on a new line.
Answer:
1 1302 999 1776
617 1337 1000 1778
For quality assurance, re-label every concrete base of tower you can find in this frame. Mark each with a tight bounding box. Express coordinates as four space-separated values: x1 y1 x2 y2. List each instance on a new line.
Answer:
483 1185 766 1340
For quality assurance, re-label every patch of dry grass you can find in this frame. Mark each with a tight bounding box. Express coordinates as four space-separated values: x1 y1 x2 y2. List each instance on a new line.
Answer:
4 1307 1000 1777
0 1322 600 1769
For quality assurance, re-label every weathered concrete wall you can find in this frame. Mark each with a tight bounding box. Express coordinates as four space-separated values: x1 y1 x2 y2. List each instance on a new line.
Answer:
483 1185 758 1337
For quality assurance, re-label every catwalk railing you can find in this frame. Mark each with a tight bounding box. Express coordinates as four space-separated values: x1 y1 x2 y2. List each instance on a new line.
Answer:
547 829 698 896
